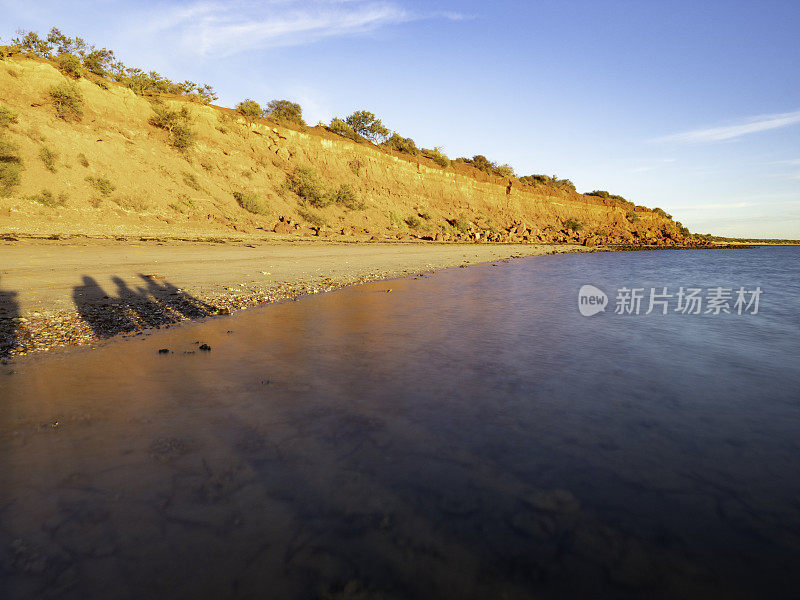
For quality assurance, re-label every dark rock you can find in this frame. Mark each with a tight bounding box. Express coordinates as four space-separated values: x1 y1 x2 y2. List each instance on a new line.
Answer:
199 344 212 351
158 348 169 354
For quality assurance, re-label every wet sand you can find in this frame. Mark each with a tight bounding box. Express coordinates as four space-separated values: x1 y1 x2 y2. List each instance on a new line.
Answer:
0 239 589 357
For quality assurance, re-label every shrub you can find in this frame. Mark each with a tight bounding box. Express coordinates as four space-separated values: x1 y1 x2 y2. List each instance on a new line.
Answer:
626 210 640 223
327 184 365 210
0 105 18 127
348 159 362 176
85 175 115 196
449 215 470 233
587 190 628 203
29 189 67 207
77 153 89 167
418 210 432 220
284 166 327 206
494 164 515 178
387 211 404 229
149 105 195 150
233 191 269 215
404 215 421 229
519 174 576 192
563 218 583 232
39 146 58 172
328 118 358 140
459 155 496 174
113 195 149 212
0 136 23 196
236 99 262 119
344 110 389 142
653 207 673 220
265 100 304 125
422 147 450 168
383 133 419 155
49 83 84 121
56 52 82 77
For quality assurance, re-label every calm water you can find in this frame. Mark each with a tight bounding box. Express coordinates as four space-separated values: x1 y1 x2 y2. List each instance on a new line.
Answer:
1 246 799 599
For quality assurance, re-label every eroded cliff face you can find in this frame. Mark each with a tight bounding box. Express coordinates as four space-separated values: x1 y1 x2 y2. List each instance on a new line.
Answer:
0 56 700 246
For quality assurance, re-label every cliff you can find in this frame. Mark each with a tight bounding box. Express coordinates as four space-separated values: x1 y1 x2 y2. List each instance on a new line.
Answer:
0 55 699 247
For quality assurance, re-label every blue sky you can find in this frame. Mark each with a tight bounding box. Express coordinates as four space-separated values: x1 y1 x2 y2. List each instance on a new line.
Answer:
2 0 799 238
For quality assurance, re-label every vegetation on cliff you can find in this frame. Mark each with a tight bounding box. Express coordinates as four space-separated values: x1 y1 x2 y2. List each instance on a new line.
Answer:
0 26 701 245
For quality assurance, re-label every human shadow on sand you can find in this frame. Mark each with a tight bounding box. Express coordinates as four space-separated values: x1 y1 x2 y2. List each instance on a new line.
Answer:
0 277 19 359
73 274 215 339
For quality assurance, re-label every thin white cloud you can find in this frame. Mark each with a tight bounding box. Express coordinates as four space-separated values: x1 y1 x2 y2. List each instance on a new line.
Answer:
630 157 677 173
653 109 800 144
139 0 463 57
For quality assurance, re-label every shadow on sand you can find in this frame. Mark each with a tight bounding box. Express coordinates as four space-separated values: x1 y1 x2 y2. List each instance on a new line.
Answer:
72 274 215 339
0 276 19 359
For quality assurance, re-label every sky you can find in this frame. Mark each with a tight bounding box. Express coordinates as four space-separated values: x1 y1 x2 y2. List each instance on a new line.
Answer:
2 0 799 238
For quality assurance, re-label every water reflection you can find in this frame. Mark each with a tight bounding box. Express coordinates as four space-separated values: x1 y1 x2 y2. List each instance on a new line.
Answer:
1 248 799 599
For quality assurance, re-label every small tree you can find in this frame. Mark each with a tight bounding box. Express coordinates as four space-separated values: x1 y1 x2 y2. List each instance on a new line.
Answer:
328 118 358 140
383 133 419 155
345 110 389 143
56 52 82 77
236 99 262 119
265 100 304 125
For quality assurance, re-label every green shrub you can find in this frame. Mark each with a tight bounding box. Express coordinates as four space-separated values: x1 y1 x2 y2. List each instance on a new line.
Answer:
404 215 421 229
563 218 583 232
344 110 389 142
284 166 327 206
56 52 82 77
149 105 195 150
29 189 67 207
383 133 419 155
422 147 450 168
458 155 496 174
387 211 404 229
236 99 262 119
85 175 115 196
587 190 628 203
519 174 576 192
327 184 365 210
494 164 515 178
233 191 269 215
77 153 89 167
348 159 362 176
328 118 359 140
265 100 304 125
450 215 469 233
49 83 84 121
113 195 148 212
0 105 18 127
653 207 673 220
626 210 640 223
39 146 58 172
0 136 23 196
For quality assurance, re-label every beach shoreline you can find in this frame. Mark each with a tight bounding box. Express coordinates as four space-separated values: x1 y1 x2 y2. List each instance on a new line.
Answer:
0 237 780 360
2 239 599 359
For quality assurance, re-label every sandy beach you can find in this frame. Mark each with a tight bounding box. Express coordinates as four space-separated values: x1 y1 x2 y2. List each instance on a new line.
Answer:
0 238 589 358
